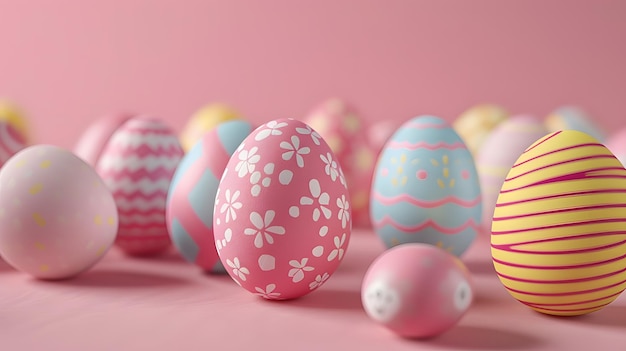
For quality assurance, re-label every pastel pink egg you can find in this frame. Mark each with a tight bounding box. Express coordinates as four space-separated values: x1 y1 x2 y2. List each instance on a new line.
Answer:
214 119 352 300
0 120 28 168
304 98 371 227
97 117 184 256
74 113 134 166
361 244 473 338
0 145 118 279
476 115 547 231
166 120 252 272
606 127 626 167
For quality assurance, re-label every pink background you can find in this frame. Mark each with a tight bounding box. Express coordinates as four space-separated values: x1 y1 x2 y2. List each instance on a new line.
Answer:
2 0 626 148
2 1 626 350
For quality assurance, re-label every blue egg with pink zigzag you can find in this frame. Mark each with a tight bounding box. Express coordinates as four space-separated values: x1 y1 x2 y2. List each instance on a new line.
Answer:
166 120 252 272
370 115 482 256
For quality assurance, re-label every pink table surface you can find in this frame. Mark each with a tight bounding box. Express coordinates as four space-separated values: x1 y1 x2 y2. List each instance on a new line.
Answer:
1 229 624 350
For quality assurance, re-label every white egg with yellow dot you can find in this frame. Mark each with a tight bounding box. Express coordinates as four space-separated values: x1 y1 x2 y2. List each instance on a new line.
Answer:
0 145 118 279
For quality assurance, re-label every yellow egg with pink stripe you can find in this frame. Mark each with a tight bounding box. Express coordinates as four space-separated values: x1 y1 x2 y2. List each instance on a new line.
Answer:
492 130 626 316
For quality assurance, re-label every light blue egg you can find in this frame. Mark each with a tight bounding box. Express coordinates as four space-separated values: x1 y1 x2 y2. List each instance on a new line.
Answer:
370 115 482 256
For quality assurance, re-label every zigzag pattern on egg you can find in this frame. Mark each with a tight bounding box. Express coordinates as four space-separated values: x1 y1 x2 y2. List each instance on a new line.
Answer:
371 116 482 257
492 130 626 316
97 118 184 255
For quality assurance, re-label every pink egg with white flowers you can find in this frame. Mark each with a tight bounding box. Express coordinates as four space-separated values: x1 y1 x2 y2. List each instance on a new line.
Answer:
361 244 473 338
214 119 352 300
97 117 184 256
0 145 118 279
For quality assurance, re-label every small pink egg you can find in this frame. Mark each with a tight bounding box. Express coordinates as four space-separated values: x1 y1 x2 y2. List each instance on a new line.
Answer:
74 113 134 166
361 244 473 338
97 117 184 256
0 145 118 279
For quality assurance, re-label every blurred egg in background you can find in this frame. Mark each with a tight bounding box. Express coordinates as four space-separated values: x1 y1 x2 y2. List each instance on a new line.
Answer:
606 127 626 167
370 115 482 257
180 103 243 152
74 113 134 166
545 106 606 143
304 98 373 227
0 100 30 167
476 115 547 231
453 104 509 157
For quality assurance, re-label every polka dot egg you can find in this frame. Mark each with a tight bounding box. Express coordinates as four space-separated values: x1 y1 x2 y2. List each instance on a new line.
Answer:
361 244 473 338
0 145 118 279
213 118 352 300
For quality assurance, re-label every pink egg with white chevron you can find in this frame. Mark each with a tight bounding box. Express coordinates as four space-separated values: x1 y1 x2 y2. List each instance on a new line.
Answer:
166 120 253 272
370 116 482 257
96 117 184 256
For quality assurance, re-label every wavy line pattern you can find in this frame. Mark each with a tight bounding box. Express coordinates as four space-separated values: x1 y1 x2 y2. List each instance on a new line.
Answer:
99 120 183 255
385 140 466 150
372 191 481 208
373 216 479 235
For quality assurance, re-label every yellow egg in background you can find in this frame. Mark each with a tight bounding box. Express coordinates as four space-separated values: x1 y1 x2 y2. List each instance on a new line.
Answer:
0 100 30 143
179 103 242 151
453 104 509 156
492 130 626 316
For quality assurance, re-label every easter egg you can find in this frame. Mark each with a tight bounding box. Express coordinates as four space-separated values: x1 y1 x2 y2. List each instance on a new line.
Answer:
453 104 509 156
606 128 626 167
97 117 184 256
492 130 626 316
304 98 371 227
477 115 547 230
213 119 351 300
167 120 252 272
362 244 473 338
74 113 134 166
370 116 482 257
0 145 118 279
545 106 606 143
0 100 30 144
180 103 242 152
367 120 399 155
0 120 28 169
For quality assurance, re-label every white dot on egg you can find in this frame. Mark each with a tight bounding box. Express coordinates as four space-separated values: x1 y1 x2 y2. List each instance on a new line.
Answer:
262 177 271 187
264 163 275 175
258 254 276 271
279 170 293 185
216 240 222 251
289 206 300 218
312 246 324 257
216 218 221 225
251 185 261 197
225 228 232 242
221 239 226 248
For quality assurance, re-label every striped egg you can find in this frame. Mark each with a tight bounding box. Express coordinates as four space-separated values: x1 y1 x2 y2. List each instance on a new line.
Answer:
97 117 184 256
167 120 252 272
477 115 547 231
0 120 27 168
370 116 482 257
492 130 626 316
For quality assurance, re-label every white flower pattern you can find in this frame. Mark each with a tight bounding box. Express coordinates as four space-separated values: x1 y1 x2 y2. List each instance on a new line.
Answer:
320 152 339 181
255 284 281 299
250 163 274 197
226 257 250 281
288 258 314 283
235 146 260 178
337 194 350 228
280 135 310 168
296 125 321 145
244 210 286 248
255 121 288 141
219 189 242 223
309 273 330 290
327 233 347 261
300 179 331 221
